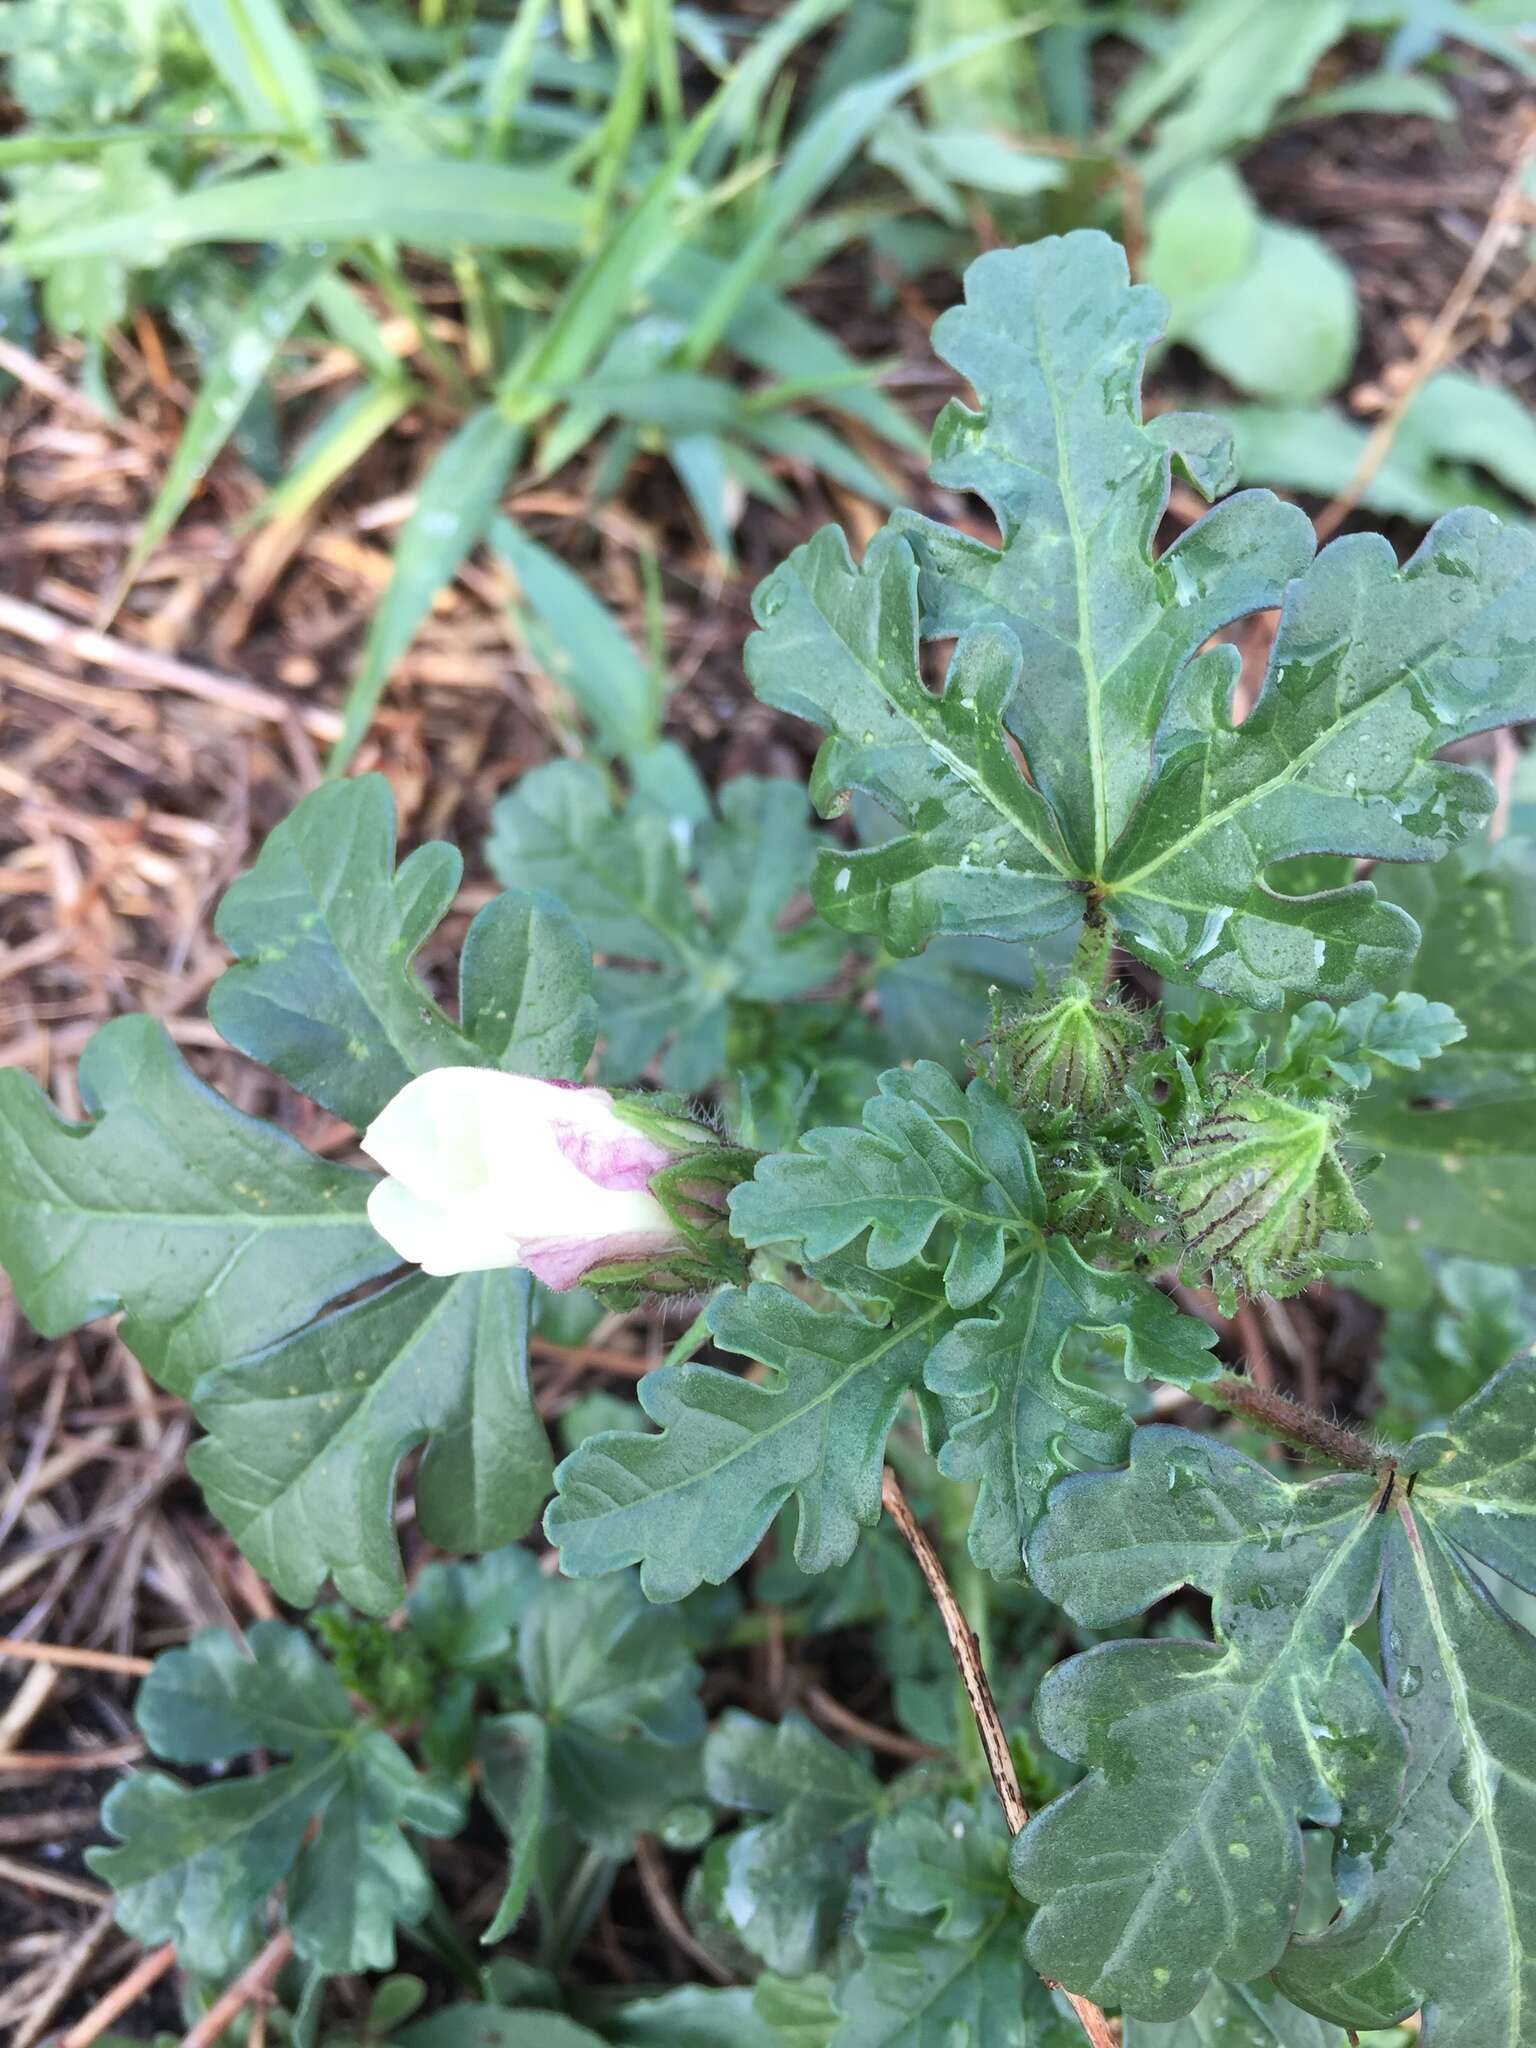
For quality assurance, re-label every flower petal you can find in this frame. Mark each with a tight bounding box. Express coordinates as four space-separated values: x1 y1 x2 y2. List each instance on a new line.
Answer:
360 1067 497 1209
542 1086 673 1191
517 1227 678 1291
367 1176 521 1278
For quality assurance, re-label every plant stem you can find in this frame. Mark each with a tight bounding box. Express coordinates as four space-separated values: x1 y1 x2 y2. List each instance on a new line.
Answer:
1193 1372 1381 1472
880 1469 1117 2048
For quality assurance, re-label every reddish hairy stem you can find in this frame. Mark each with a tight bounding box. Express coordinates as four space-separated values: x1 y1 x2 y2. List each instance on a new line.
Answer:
1195 1372 1381 1472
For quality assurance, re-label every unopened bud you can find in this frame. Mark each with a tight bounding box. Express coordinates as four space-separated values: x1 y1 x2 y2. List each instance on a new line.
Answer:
1153 1082 1368 1303
989 979 1147 1119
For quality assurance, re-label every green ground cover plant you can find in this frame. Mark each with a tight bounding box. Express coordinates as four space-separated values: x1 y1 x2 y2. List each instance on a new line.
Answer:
3 224 1536 2042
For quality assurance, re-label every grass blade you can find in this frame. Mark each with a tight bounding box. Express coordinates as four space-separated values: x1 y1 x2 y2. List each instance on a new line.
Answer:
330 408 524 772
247 375 417 530
679 21 1043 369
8 161 587 266
107 251 330 612
668 431 735 563
744 409 900 506
493 5 840 424
652 245 924 451
481 0 551 152
490 513 664 758
697 0 850 178
182 0 326 146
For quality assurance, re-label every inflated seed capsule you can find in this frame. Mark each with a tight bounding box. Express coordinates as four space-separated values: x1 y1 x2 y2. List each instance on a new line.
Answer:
1153 1080 1369 1300
991 978 1147 1117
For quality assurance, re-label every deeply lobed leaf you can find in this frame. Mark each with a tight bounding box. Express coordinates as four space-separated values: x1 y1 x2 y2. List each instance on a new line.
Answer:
0 777 606 1604
550 1063 1213 1592
189 1268 548 1614
88 1624 458 1977
704 1710 885 1975
1350 822 1536 1298
0 1014 391 1395
832 1797 1075 2047
1013 1429 1398 2018
211 774 595 1126
745 231 1536 1007
1015 1356 1536 2033
729 1063 1045 1310
518 1572 706 1849
926 1240 1215 1579
546 1274 946 1601
487 760 844 1090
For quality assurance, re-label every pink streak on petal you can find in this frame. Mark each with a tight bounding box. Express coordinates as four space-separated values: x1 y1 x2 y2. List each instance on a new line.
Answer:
518 1229 679 1291
551 1118 672 1191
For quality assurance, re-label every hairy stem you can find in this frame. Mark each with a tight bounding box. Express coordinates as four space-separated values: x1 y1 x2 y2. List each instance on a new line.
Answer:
880 1469 1117 2048
1193 1372 1381 1472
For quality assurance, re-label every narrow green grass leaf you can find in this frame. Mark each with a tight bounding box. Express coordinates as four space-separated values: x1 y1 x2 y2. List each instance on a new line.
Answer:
0 124 291 166
495 84 723 420
331 410 524 771
669 431 736 562
8 161 587 266
489 514 662 757
247 375 417 531
651 246 923 452
113 250 329 600
679 24 1040 370
182 0 326 145
310 270 406 377
481 0 551 151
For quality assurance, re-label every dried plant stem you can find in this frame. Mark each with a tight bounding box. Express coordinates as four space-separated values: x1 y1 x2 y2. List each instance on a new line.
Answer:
180 1929 293 2048
0 1634 153 1677
1194 1373 1380 1472
60 1943 178 2048
879 1469 1117 2048
880 1469 1026 1830
1314 113 1536 542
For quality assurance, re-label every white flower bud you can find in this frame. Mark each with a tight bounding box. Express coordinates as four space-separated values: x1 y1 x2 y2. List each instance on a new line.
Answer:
360 1067 681 1288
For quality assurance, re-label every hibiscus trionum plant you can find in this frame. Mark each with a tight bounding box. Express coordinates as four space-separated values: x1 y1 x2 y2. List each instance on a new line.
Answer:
3 230 1536 2043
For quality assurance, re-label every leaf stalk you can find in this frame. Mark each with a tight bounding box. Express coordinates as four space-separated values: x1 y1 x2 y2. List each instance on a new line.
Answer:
1193 1372 1382 1472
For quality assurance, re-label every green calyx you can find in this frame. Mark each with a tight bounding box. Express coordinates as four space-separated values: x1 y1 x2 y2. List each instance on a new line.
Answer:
1154 1081 1370 1309
986 978 1149 1123
588 1142 760 1306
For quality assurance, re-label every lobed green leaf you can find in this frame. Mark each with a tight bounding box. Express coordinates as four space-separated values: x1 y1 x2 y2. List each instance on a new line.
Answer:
489 761 843 1091
189 1267 547 1614
0 1014 390 1395
746 231 1536 1007
210 774 596 1126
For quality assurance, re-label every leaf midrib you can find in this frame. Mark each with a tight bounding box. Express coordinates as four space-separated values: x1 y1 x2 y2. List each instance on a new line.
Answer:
821 600 1074 884
1404 1515 1525 2042
1032 284 1108 873
547 813 715 976
1106 677 1416 897
593 1262 1028 1531
1089 1493 1383 1990
864 1899 1016 2036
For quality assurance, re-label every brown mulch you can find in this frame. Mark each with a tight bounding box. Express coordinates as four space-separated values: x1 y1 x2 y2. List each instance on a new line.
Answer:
3 32 1535 2042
